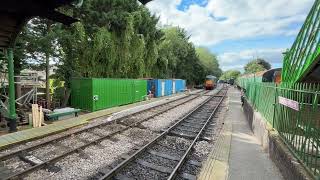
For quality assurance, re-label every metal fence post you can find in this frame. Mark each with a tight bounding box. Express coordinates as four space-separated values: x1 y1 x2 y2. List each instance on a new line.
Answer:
272 84 278 128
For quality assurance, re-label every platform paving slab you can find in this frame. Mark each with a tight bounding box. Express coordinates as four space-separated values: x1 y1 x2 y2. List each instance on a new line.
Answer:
0 92 188 149
199 87 283 180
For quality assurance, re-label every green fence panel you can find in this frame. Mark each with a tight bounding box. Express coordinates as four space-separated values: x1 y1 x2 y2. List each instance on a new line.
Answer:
242 82 320 178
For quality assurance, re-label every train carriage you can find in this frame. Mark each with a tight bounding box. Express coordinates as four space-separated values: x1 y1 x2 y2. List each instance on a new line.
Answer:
237 68 282 90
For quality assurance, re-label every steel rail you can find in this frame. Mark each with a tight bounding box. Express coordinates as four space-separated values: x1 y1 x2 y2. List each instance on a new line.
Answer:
0 91 204 161
99 88 226 180
2 90 209 179
167 90 226 180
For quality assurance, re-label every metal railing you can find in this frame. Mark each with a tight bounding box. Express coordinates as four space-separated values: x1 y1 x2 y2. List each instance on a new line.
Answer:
282 0 320 83
243 82 320 178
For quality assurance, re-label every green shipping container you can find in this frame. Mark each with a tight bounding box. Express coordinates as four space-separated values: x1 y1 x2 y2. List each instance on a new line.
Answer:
71 78 147 111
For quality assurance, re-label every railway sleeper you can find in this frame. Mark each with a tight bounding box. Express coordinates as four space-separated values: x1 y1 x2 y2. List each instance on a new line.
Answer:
89 130 106 138
75 148 91 159
183 121 214 126
18 153 61 173
175 126 200 133
136 159 173 174
114 174 136 180
200 136 213 141
169 130 197 139
147 150 180 161
204 127 215 132
180 123 203 129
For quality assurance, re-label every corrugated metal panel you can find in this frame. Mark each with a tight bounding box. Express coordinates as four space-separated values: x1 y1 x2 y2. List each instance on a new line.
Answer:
133 79 147 102
174 79 186 92
147 79 169 97
71 78 147 112
165 79 172 96
71 78 93 111
172 79 176 94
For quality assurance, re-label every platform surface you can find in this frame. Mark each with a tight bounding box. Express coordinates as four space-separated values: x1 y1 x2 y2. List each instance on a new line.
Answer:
0 92 187 149
199 87 283 180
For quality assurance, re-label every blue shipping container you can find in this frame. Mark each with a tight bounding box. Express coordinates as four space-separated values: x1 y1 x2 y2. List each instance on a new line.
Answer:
147 79 166 97
173 79 186 93
148 79 185 97
165 79 172 96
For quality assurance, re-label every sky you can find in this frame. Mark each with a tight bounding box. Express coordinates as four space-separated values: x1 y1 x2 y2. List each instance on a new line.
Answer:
146 0 315 71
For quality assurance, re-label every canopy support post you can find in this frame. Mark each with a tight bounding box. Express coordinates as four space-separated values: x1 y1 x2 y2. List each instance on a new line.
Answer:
6 48 17 132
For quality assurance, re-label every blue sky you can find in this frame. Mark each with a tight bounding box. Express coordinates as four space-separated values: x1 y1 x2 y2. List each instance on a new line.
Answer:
146 0 314 71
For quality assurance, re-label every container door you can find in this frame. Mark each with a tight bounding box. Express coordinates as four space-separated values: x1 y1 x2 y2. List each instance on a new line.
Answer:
172 80 176 94
161 81 165 96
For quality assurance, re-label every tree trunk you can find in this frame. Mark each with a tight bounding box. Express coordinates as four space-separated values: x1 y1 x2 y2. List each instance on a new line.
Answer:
62 88 71 108
45 21 52 110
45 53 50 109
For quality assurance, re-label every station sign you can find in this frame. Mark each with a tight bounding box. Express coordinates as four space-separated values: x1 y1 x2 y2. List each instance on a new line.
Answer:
278 96 299 111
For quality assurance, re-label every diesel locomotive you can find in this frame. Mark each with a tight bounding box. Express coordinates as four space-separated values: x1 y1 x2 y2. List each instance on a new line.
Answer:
204 75 217 90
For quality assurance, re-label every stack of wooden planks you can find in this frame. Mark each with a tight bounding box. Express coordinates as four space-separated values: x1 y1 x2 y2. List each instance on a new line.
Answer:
31 104 44 128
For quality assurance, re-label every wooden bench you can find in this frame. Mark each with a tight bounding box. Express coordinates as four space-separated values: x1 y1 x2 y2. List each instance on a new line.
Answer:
46 109 81 121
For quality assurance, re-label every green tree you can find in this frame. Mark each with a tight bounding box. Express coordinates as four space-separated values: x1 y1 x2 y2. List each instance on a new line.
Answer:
220 70 241 80
196 47 222 78
22 18 58 109
56 0 163 82
154 27 207 85
245 63 265 74
244 58 271 73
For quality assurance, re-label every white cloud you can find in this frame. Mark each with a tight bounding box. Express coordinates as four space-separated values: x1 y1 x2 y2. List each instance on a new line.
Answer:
218 48 285 71
146 0 313 46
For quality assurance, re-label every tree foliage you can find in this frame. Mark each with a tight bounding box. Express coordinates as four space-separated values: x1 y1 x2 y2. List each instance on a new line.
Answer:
151 27 212 85
14 0 222 88
54 0 164 86
244 58 271 73
220 70 241 80
196 47 222 78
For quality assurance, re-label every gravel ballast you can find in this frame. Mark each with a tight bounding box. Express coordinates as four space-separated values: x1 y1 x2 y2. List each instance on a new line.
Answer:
0 89 217 179
0 91 197 156
141 96 209 132
24 129 159 180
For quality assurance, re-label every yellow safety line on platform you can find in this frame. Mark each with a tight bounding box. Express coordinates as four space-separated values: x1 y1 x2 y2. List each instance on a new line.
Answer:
199 103 232 180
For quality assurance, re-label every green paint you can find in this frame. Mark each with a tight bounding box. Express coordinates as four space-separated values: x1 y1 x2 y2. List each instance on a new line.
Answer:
242 82 320 178
7 48 16 121
282 0 320 83
71 78 147 111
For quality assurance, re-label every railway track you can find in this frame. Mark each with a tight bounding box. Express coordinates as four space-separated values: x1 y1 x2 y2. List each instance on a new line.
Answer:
0 89 211 179
96 88 226 180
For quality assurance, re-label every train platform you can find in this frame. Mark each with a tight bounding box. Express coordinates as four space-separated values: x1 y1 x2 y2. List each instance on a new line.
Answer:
0 91 197 149
199 87 283 180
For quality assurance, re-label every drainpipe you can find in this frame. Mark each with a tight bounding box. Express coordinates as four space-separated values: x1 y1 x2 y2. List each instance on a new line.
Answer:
7 48 17 132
